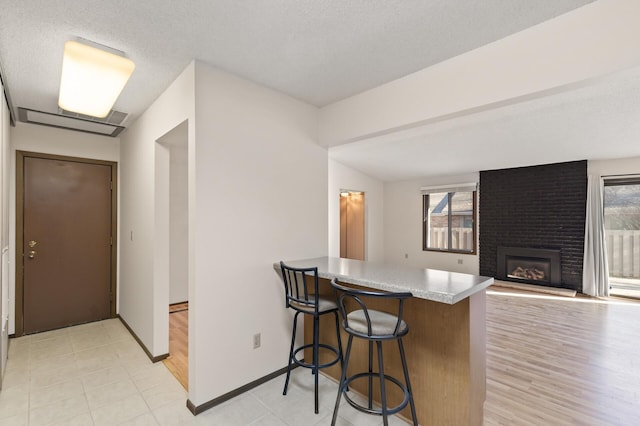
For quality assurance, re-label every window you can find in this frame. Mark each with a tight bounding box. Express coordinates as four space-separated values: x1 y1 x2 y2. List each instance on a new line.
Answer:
422 184 476 254
604 177 640 296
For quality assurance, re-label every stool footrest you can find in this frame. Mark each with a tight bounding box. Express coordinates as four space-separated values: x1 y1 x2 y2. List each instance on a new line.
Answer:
292 343 341 370
341 372 410 416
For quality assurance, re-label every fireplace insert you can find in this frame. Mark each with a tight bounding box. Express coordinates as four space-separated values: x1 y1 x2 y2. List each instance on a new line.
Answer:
497 246 561 286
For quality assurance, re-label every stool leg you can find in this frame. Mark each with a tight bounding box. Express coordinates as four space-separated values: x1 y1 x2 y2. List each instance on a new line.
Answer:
368 340 373 410
283 311 300 395
333 311 344 371
333 311 347 392
313 314 320 414
377 341 389 426
331 334 353 426
398 339 418 426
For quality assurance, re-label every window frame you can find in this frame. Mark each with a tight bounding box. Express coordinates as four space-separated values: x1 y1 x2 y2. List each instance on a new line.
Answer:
602 176 640 285
422 190 477 255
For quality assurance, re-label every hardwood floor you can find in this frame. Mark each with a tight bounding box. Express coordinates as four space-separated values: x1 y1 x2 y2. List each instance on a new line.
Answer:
163 303 188 390
484 287 640 425
169 301 188 314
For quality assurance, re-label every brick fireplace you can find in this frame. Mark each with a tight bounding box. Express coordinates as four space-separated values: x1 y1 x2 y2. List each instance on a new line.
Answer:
479 160 587 292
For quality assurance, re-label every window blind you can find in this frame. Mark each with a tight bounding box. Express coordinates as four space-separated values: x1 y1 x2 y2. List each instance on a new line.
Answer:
603 175 640 186
420 182 477 194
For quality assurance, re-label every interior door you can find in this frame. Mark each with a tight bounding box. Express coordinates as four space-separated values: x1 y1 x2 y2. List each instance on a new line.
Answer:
22 155 113 334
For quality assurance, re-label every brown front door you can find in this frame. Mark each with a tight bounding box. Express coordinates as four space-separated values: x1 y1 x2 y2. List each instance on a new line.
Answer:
19 152 115 334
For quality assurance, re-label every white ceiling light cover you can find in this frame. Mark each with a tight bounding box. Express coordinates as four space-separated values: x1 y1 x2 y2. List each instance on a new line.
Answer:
58 40 135 118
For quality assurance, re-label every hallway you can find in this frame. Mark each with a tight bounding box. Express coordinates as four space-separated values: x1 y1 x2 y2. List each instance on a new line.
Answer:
0 319 383 425
0 319 187 425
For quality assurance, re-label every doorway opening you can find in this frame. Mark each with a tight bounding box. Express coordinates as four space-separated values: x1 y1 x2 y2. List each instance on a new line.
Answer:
166 301 188 389
604 177 640 299
155 121 189 389
340 191 365 261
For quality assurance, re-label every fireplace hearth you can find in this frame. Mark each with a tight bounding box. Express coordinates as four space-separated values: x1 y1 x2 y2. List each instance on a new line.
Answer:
497 246 561 286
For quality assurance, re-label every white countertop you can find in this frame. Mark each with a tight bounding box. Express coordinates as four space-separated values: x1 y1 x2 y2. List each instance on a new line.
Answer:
274 257 493 304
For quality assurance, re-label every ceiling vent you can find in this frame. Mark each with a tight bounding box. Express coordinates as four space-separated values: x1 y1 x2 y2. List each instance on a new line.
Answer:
59 107 129 126
17 107 125 137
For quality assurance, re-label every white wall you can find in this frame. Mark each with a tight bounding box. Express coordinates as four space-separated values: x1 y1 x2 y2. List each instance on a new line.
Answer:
169 131 188 304
588 156 640 177
328 159 384 261
154 121 189 306
8 122 120 335
1 85 10 380
190 62 326 406
10 122 120 160
119 62 195 358
384 173 480 274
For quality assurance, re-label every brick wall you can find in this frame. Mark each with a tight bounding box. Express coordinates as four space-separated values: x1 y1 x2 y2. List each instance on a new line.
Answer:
479 160 587 291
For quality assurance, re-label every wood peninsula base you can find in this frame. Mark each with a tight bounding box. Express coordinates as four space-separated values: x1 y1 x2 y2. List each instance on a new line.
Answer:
306 279 486 426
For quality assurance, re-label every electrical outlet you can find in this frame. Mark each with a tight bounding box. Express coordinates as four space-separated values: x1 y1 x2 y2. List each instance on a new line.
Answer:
253 333 261 349
458 258 463 264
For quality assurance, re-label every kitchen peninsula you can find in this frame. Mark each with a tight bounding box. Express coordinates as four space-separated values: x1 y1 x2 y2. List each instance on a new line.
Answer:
274 257 493 425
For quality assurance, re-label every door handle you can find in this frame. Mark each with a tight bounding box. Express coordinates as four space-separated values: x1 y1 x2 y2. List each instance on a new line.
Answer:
28 240 38 248
28 250 36 259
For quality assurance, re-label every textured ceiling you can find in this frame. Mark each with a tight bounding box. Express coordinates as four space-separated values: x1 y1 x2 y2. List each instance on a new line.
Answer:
4 0 637 183
0 0 595 121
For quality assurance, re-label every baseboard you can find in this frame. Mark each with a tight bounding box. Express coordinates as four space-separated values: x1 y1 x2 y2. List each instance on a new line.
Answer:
491 280 577 297
187 364 297 415
117 315 169 363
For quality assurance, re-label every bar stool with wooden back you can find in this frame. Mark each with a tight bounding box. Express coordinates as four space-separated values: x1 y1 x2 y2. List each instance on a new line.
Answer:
330 278 418 426
279 261 344 414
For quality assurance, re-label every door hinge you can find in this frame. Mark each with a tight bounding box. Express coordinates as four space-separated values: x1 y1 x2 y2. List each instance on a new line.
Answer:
110 237 113 245
110 181 113 190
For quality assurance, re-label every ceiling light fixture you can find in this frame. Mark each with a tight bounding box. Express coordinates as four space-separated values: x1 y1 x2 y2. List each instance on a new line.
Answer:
58 40 135 118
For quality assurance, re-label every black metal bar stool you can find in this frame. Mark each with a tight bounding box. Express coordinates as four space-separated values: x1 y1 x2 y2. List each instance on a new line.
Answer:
279 262 344 414
330 278 418 426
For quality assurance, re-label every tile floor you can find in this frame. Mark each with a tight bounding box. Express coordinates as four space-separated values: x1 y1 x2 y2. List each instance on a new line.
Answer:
0 319 408 425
